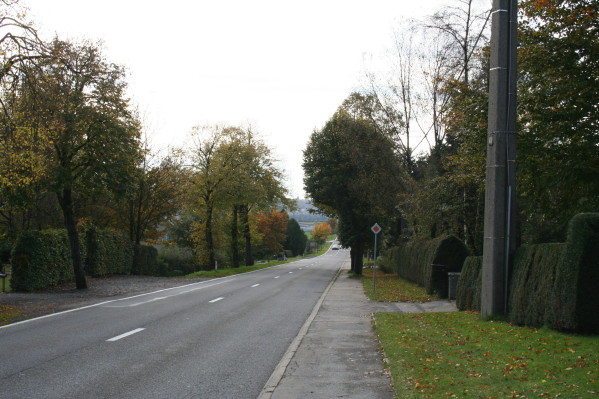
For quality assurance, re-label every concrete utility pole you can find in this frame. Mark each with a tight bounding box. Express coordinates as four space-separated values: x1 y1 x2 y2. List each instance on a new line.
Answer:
481 0 518 318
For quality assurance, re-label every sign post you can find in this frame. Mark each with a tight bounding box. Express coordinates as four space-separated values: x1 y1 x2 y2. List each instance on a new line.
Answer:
371 223 381 293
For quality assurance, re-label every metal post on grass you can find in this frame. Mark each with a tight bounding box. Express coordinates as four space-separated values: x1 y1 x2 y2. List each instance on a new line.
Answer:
371 223 381 293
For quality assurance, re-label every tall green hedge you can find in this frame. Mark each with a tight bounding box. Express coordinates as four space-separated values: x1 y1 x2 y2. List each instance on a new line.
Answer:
457 213 598 334
388 235 469 297
85 227 133 276
456 256 482 311
547 213 599 333
10 230 75 291
508 243 564 327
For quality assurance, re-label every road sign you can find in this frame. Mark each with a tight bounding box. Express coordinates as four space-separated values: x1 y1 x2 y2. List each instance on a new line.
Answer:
371 223 381 235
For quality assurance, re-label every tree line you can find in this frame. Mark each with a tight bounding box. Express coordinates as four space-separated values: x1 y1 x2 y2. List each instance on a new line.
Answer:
303 0 598 274
0 1 304 288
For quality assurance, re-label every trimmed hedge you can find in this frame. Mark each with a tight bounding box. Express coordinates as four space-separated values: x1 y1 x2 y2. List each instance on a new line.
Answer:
86 227 134 276
388 235 469 297
458 213 598 334
508 243 564 327
10 230 75 291
456 256 482 311
11 227 136 290
547 213 599 333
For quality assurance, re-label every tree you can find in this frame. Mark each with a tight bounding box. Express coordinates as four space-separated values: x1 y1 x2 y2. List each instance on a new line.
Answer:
219 128 288 267
0 0 45 112
189 125 288 269
311 222 332 246
10 39 141 289
124 148 186 245
255 210 288 258
189 125 248 269
284 218 307 256
303 106 405 274
517 0 599 242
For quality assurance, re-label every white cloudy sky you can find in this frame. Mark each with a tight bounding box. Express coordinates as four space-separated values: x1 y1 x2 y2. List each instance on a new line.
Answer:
25 0 445 197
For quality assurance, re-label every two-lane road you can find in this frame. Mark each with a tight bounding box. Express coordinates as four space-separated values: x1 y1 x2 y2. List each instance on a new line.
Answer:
1 247 349 399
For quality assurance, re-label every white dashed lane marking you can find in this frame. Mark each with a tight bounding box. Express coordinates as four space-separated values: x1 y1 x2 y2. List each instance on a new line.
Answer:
107 328 145 342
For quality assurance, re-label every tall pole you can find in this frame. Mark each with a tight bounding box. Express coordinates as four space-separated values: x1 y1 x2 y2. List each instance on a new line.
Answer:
481 0 518 318
373 232 377 293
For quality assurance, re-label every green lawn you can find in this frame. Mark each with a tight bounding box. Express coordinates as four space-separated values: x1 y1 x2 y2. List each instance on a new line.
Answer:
361 269 440 302
374 311 599 398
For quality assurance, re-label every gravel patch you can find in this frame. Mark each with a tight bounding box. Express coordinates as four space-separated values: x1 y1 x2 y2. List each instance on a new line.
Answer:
0 275 207 323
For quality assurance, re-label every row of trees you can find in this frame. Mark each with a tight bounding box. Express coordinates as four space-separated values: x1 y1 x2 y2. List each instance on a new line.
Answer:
303 0 598 272
0 1 296 288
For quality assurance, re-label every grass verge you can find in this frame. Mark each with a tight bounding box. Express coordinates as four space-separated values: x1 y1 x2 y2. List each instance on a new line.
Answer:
186 257 296 278
0 305 22 326
374 311 599 398
361 269 440 302
1 266 11 292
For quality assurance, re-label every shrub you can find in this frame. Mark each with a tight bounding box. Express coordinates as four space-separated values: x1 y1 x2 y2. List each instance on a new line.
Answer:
388 235 469 297
376 250 397 274
456 256 482 311
133 245 161 276
10 230 74 291
86 227 133 276
157 246 197 276
547 213 599 333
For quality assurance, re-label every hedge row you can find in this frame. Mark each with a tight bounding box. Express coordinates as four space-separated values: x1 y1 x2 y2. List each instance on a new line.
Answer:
10 228 161 291
11 230 75 291
86 227 134 277
455 256 482 312
547 213 599 333
508 243 564 327
457 213 598 334
385 235 469 297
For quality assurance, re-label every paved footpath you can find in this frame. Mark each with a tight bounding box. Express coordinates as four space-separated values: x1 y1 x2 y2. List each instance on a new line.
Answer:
260 261 457 399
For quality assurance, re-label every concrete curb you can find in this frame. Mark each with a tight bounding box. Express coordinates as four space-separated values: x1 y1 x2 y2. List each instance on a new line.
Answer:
257 263 345 399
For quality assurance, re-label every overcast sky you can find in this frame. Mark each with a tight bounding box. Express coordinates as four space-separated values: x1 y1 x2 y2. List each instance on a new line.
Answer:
25 0 445 197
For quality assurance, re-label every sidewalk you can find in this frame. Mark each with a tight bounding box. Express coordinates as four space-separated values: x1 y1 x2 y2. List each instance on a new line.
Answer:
260 262 457 399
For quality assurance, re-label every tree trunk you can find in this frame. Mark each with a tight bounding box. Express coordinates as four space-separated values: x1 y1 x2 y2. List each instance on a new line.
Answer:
57 188 87 289
351 239 365 276
231 205 240 268
205 202 216 270
240 205 254 266
134 178 145 245
128 199 135 242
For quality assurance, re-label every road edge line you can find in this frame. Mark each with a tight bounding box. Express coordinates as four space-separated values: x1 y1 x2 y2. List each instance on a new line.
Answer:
257 262 345 399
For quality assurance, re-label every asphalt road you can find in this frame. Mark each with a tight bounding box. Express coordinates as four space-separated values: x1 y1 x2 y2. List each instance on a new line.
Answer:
0 247 348 399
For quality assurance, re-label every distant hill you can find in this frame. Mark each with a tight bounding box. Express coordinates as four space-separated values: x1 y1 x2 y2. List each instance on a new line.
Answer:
287 199 328 223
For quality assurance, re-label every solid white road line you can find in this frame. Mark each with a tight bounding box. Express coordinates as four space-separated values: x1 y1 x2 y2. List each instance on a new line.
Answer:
209 297 224 303
107 328 145 342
